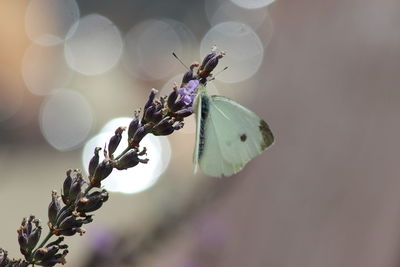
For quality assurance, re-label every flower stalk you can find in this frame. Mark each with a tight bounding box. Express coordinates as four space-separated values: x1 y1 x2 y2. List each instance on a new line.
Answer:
0 47 224 266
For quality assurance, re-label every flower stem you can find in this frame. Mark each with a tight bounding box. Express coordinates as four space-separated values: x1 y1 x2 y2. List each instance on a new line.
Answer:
114 146 130 160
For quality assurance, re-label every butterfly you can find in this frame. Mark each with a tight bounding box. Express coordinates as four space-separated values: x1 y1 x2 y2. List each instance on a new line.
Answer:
193 85 274 177
175 46 274 177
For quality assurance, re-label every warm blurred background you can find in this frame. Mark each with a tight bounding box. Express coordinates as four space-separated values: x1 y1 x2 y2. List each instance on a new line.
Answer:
1 0 400 266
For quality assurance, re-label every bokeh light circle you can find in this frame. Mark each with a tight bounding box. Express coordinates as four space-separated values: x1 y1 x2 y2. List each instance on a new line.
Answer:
39 89 93 151
230 0 275 9
22 43 72 95
200 22 264 83
82 117 171 194
25 0 80 46
64 14 123 75
123 19 194 80
205 0 268 29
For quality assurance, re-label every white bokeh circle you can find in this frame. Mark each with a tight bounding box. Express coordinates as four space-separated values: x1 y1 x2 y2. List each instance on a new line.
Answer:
205 0 268 29
22 43 72 95
230 0 275 9
123 19 193 80
25 0 80 46
39 89 93 151
200 22 264 83
64 14 123 75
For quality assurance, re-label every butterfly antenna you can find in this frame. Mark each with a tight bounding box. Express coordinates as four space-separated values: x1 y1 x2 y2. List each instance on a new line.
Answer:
208 66 228 81
172 52 190 70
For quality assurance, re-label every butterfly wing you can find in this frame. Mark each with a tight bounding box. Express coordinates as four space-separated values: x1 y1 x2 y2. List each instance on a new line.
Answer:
194 94 274 177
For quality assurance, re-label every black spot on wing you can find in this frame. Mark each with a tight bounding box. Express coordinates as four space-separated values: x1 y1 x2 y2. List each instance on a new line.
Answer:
259 120 274 150
198 95 210 160
240 134 247 142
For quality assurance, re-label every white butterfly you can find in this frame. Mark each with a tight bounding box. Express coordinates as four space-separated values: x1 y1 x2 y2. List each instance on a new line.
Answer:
193 84 274 177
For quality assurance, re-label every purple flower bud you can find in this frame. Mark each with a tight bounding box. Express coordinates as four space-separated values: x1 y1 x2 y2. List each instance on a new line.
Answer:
68 172 84 203
33 248 47 261
143 105 155 123
174 107 193 118
131 124 152 147
144 88 158 111
203 54 220 73
114 149 149 170
27 223 41 252
108 127 125 158
39 249 68 266
17 216 42 257
48 191 62 227
199 45 217 71
167 89 178 109
88 148 101 179
61 170 73 205
128 110 141 139
17 227 28 256
91 160 113 187
76 190 108 213
54 205 73 229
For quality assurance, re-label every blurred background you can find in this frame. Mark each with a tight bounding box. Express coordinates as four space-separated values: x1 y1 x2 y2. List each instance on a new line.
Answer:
1 0 400 266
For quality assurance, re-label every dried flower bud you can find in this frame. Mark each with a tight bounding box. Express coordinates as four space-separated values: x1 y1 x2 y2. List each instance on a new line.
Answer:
17 216 42 257
76 190 109 214
174 107 193 118
39 249 68 266
167 89 178 110
61 170 73 205
152 117 175 136
128 111 141 140
170 96 187 112
88 147 101 179
54 205 73 228
68 171 84 203
144 88 158 111
91 160 113 187
33 244 68 266
143 105 155 123
199 45 217 71
114 149 149 170
48 191 62 227
108 127 125 158
203 53 224 73
130 124 152 147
